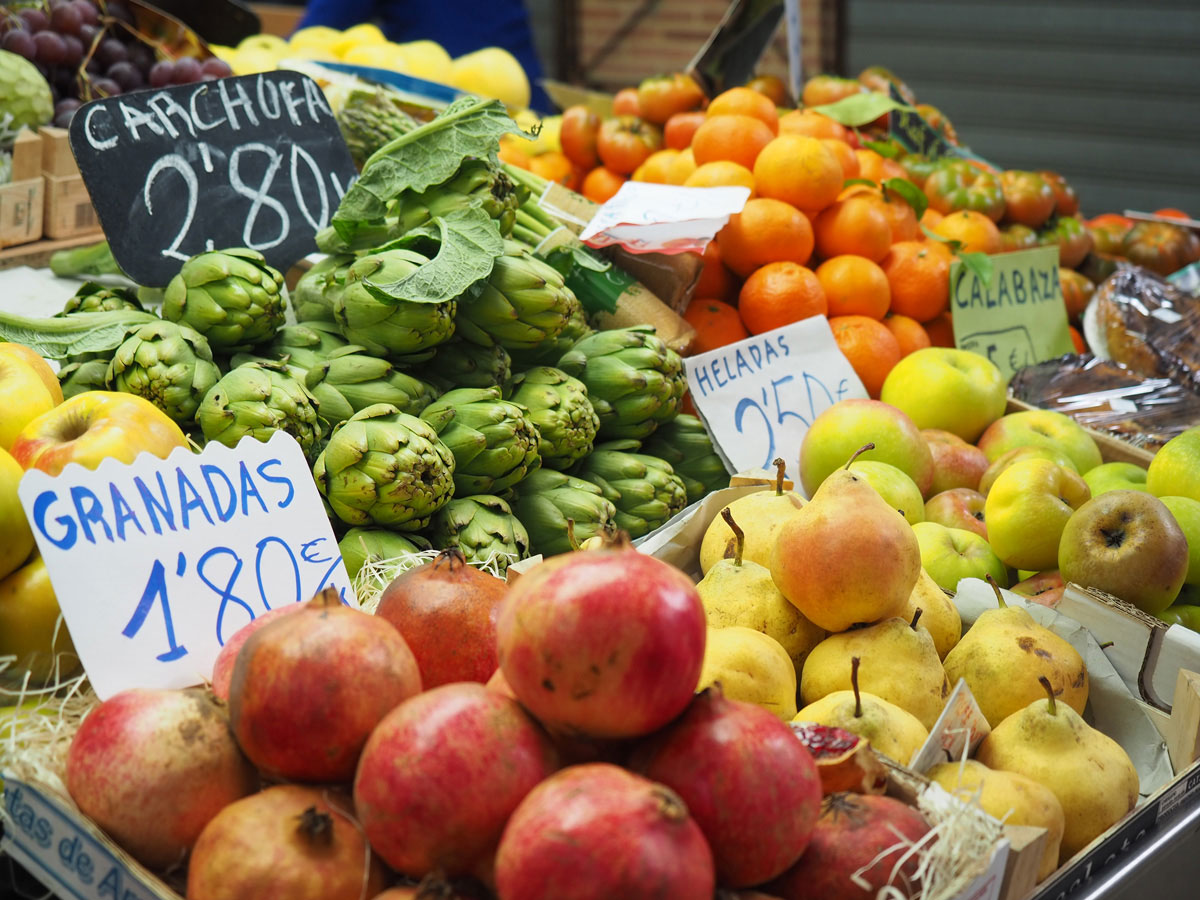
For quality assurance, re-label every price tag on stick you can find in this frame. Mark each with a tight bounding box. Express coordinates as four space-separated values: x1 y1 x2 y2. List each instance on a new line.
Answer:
68 71 358 286
18 432 353 700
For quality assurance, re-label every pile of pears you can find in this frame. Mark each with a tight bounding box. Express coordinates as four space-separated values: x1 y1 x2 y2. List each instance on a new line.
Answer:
693 448 1140 880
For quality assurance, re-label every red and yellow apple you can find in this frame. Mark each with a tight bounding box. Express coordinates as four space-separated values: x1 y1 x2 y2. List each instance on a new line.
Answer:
0 553 80 688
977 409 1103 474
978 445 1079 496
0 447 34 581
925 488 987 539
1011 570 1066 608
10 391 187 476
1083 461 1149 497
0 343 62 451
849 459 925 524
879 347 1008 443
923 428 989 494
912 520 1008 593
1148 428 1200 502
985 458 1091 570
1160 496 1200 586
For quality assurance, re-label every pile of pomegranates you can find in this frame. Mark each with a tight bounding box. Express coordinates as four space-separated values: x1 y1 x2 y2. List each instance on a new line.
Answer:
62 542 933 899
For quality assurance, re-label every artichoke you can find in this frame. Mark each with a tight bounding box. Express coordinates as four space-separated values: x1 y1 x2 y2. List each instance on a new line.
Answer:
421 338 512 393
263 322 351 371
508 366 598 470
557 326 687 440
511 468 617 557
507 290 593 369
572 440 688 539
162 248 286 352
454 241 575 351
197 362 323 454
304 347 439 424
339 527 431 581
58 359 111 399
313 403 456 532
60 282 144 315
334 249 457 362
105 320 221 423
419 387 541 496
427 495 530 574
641 413 729 505
291 253 353 324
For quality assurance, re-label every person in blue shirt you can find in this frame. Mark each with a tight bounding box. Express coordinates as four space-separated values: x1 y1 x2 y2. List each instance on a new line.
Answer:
296 0 551 109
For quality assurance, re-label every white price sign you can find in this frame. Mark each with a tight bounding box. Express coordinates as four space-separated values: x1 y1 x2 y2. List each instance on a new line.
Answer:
579 182 750 254
685 316 868 482
18 432 352 700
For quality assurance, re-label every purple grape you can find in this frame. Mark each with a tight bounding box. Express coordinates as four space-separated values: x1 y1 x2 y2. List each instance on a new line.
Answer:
50 2 83 36
127 42 153 71
200 57 232 78
53 108 77 128
106 60 143 91
33 31 67 65
90 76 121 97
79 22 98 45
171 56 201 84
105 2 134 26
96 37 127 67
1 28 36 60
55 97 82 114
148 59 173 87
18 8 48 33
85 56 102 75
62 34 83 66
72 1 99 28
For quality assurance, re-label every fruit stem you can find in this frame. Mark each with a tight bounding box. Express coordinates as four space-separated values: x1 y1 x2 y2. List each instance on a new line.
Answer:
773 457 786 495
437 547 466 570
566 518 580 551
296 806 334 845
845 443 876 470
910 608 923 630
310 585 340 609
721 508 745 567
1039 676 1057 715
986 574 1008 609
851 656 863 718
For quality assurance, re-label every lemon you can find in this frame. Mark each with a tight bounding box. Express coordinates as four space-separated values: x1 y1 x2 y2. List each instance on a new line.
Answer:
697 626 797 720
332 23 387 59
209 44 237 61
289 25 341 51
230 48 279 75
450 46 530 109
237 34 288 54
394 40 453 83
342 42 406 69
292 46 339 64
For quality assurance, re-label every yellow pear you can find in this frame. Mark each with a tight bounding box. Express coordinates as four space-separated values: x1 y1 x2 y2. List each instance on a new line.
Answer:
976 677 1138 863
0 553 80 688
800 610 949 730
771 444 921 632
697 626 797 720
794 657 928 765
927 758 1065 882
942 577 1087 727
697 508 825 672
699 459 805 574
902 567 962 659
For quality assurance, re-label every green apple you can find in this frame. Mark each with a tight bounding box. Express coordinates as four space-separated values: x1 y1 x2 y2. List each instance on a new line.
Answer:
925 488 987 539
977 409 1103 474
978 445 1079 496
912 521 1008 593
1058 490 1188 615
1160 496 1200 585
880 348 1008 443
985 458 1091 571
798 398 934 498
1083 461 1149 497
1157 603 1200 631
923 429 990 494
0 447 33 581
1148 428 1200 501
849 459 925 525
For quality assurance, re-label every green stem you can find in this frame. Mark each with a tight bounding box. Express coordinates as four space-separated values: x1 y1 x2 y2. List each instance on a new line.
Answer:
515 208 552 238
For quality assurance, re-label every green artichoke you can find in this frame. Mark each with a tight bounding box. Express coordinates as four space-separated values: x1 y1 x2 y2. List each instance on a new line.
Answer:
59 282 144 315
162 248 286 352
508 366 598 470
557 325 686 440
304 347 439 424
105 320 221 423
339 527 431 581
507 290 593 369
454 241 575 351
334 249 457 362
198 362 323 454
263 322 352 371
510 468 617 557
427 494 530 574
58 359 111 399
642 414 729 505
313 403 456 532
419 387 541 496
421 338 512 393
291 253 353 324
572 440 688 539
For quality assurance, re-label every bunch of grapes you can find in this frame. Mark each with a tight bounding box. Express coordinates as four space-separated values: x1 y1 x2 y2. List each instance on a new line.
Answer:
0 0 232 127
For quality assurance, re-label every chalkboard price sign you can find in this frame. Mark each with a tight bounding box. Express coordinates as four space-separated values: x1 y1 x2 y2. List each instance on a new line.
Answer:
69 71 358 286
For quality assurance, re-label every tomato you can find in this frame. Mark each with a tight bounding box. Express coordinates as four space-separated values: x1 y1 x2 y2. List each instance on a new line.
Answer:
560 106 602 170
999 170 1056 228
923 160 1005 221
596 116 663 175
1153 207 1192 220
999 223 1039 253
745 74 789 106
1039 171 1079 217
1120 221 1195 276
1059 268 1096 320
612 88 641 117
801 74 866 108
857 66 916 105
1088 221 1129 255
1040 216 1093 269
897 153 938 189
636 73 705 124
664 111 707 150
914 104 958 145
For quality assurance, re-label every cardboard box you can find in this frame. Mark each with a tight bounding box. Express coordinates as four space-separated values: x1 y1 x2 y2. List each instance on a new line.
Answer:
11 129 42 182
38 125 79 178
42 173 102 240
0 130 45 248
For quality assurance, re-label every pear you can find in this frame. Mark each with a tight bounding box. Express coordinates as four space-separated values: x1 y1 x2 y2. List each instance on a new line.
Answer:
795 656 929 766
697 509 825 672
976 677 1138 863
771 444 922 632
927 758 1065 882
799 609 950 730
942 576 1088 728
902 567 962 659
700 458 805 573
697 625 798 721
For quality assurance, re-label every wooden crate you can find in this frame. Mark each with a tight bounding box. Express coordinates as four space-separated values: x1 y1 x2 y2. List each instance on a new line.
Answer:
43 173 101 240
37 125 78 178
0 130 45 249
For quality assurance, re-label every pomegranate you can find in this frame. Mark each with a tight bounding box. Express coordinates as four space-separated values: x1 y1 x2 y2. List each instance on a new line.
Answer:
65 688 257 870
766 793 931 900
494 763 715 900
630 687 821 887
496 536 706 738
210 604 300 701
376 548 508 687
187 784 386 900
229 587 421 782
790 722 888 795
353 682 559 878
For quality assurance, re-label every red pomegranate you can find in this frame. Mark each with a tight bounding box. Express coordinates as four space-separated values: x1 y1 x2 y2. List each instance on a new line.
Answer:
376 548 508 687
210 604 300 701
353 682 559 879
65 688 258 870
766 793 931 900
790 722 888 795
496 537 706 739
494 762 715 900
187 784 386 900
229 587 422 782
630 687 822 887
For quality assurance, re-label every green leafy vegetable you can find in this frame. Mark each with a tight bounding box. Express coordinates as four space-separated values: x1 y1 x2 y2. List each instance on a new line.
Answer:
0 310 159 359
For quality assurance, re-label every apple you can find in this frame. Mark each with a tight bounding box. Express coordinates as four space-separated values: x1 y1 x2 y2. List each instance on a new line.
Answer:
923 429 989 494
0 447 34 581
849 459 925 524
977 409 1103 474
11 391 188 476
1177 584 1200 606
978 445 1079 496
880 347 1008 443
799 399 934 498
1059 490 1188 614
1160 496 1200 586
985 458 1091 571
925 488 987 539
912 521 1009 593
1157 603 1200 632
1148 427 1200 501
0 553 80 688
1083 461 1149 497
0 343 62 451
1011 570 1066 608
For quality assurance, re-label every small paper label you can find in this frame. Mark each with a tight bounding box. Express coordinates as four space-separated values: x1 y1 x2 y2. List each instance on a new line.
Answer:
579 182 751 254
1107 397 1139 415
908 678 992 772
